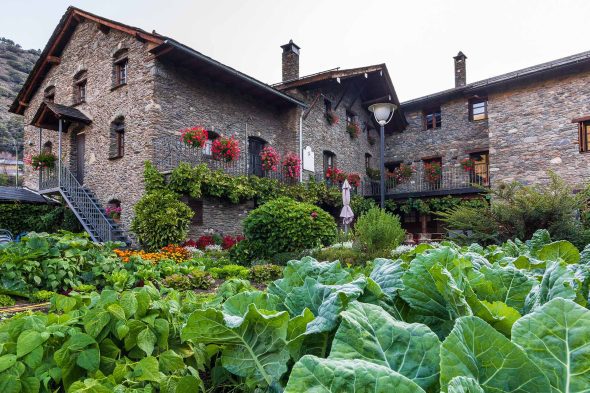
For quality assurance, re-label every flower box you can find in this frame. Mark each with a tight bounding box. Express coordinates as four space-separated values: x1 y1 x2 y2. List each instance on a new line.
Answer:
181 126 208 148
260 146 280 172
212 136 240 162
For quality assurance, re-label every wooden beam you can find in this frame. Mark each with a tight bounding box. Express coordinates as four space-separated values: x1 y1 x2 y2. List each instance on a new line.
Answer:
303 92 322 120
361 95 392 107
46 56 61 64
74 10 162 44
98 24 110 34
348 83 366 109
19 101 29 108
333 83 350 110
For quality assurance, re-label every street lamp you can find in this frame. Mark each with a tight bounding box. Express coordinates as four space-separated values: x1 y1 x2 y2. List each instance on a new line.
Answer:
368 103 397 209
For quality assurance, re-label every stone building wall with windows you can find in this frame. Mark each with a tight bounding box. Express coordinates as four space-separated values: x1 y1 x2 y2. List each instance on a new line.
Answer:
385 98 489 172
21 19 160 231
487 70 590 187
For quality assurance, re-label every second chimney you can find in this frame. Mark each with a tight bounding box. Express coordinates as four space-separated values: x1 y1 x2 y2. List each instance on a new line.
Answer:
453 51 467 87
281 40 300 82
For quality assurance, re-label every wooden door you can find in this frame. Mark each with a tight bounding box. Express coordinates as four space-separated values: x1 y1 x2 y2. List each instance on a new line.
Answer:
248 138 265 177
76 132 85 184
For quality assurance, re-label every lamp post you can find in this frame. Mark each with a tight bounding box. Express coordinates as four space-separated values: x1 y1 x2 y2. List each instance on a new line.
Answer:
368 103 397 209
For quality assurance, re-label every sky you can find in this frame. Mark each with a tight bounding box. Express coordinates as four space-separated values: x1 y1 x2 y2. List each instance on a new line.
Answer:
2 0 590 101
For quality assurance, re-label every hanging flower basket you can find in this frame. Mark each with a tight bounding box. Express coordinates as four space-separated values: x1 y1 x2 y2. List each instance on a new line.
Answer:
326 167 347 183
391 163 415 184
212 136 240 162
424 162 442 184
180 126 208 148
460 158 476 172
347 173 361 188
260 146 280 172
326 111 339 125
346 122 361 138
28 152 57 171
282 152 301 180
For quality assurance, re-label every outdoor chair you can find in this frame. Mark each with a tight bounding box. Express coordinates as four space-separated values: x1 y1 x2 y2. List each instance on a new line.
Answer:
0 230 13 245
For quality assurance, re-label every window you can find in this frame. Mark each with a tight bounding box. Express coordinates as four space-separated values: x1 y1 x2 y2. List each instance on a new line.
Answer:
203 131 219 156
469 151 489 185
186 198 203 225
579 121 590 153
109 117 125 159
345 110 355 127
323 150 336 173
42 141 52 154
73 71 87 104
324 98 332 113
423 108 442 130
365 153 372 169
469 98 488 121
44 86 55 102
112 49 128 87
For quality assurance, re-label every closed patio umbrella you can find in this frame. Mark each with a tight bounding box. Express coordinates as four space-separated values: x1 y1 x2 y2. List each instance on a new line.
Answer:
340 179 354 235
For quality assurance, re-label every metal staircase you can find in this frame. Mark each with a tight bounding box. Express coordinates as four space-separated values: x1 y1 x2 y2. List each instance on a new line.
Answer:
39 166 129 245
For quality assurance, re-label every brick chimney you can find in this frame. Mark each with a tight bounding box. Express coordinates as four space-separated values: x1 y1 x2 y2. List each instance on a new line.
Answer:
281 40 300 82
453 51 467 87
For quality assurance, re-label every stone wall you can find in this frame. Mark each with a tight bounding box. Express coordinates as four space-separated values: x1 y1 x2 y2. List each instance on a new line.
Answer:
187 197 254 238
387 98 489 171
22 20 159 231
488 71 590 187
152 59 299 166
288 83 379 179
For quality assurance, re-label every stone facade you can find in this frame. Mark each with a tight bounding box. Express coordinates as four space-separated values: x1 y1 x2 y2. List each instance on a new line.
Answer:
22 20 159 231
487 71 590 187
186 197 254 237
387 98 489 173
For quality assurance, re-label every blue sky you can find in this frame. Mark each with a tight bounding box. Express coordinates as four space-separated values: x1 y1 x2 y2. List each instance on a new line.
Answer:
2 0 590 101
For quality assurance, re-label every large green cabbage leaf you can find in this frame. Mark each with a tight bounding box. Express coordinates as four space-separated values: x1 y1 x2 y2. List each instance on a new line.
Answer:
512 298 590 392
284 356 426 393
181 304 289 387
448 377 485 393
440 316 551 392
283 276 366 334
329 302 440 391
538 240 580 264
524 261 578 313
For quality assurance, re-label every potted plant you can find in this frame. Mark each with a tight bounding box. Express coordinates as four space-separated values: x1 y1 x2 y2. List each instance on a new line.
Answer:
29 152 57 170
180 126 208 148
392 163 415 184
347 172 361 188
260 146 280 172
325 110 339 125
366 167 380 180
282 152 301 181
346 122 361 138
106 205 122 222
424 162 443 186
460 158 476 172
212 136 240 162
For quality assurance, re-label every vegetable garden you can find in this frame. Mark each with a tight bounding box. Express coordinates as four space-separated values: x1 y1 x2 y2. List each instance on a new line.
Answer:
0 229 589 392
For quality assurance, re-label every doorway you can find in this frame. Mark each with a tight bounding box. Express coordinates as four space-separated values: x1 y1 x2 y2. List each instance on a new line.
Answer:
75 132 85 184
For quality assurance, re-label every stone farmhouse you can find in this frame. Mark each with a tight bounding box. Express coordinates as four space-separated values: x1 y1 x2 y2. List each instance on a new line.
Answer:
9 6 590 242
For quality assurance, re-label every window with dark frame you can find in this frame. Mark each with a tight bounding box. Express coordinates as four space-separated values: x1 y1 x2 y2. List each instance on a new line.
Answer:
579 120 590 153
423 108 442 130
345 110 355 127
73 71 87 104
109 117 125 159
44 86 55 102
323 151 336 173
365 153 372 169
112 49 128 88
469 98 488 121
324 98 332 113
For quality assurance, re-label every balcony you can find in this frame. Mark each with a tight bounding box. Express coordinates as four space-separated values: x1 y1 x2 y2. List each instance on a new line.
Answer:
363 163 490 198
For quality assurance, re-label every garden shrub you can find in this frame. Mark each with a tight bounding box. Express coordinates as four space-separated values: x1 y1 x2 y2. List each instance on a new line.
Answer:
72 284 96 293
131 189 193 251
31 290 56 302
242 197 337 260
0 203 82 235
209 264 250 279
354 207 405 258
0 294 15 307
439 173 590 247
312 246 365 265
249 264 283 283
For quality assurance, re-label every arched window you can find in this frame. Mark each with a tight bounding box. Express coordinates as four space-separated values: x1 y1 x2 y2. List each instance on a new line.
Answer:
365 153 372 169
109 116 125 159
42 141 53 154
323 150 336 174
112 49 128 87
202 130 219 156
44 85 55 102
73 70 87 104
248 136 267 177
